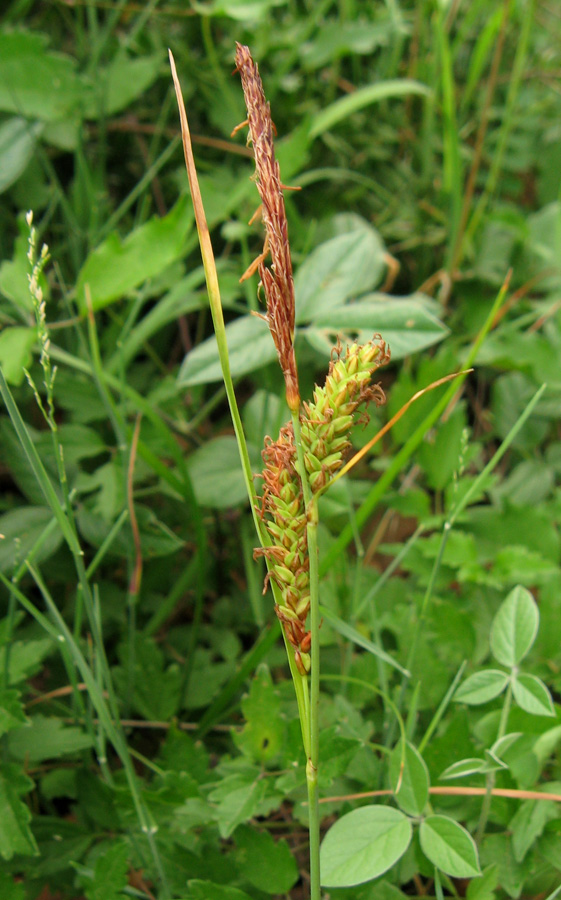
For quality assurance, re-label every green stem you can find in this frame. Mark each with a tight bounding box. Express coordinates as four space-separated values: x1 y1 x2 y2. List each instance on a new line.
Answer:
475 678 512 844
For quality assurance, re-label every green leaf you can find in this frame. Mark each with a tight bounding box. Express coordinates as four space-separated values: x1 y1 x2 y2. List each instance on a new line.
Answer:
454 670 509 705
0 327 37 385
199 0 281 22
510 799 558 863
0 763 38 859
84 841 129 900
490 585 539 667
309 79 431 137
295 226 386 322
78 505 184 558
309 295 448 360
8 715 94 762
320 806 412 887
86 51 161 117
319 727 362 787
0 870 25 900
389 739 429 816
419 815 480 878
300 19 392 69
234 665 285 765
233 824 299 894
76 198 193 311
208 773 279 839
185 436 260 508
440 758 487 780
0 689 28 737
479 833 533 897
0 637 52 685
0 118 43 193
113 636 182 721
187 881 253 900
178 314 278 387
466 864 498 900
512 673 555 717
0 30 82 121
490 732 522 759
319 604 409 675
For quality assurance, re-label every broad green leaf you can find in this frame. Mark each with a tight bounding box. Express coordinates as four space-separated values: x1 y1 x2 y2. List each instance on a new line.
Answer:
234 665 285 764
233 824 299 894
0 327 37 385
454 670 509 705
187 881 252 900
512 673 555 717
491 372 549 453
0 764 38 859
309 79 431 137
419 815 480 878
157 728 210 782
8 715 94 762
76 198 193 311
493 459 554 507
308 295 448 360
319 727 362 787
0 689 28 737
54 424 106 465
440 758 487 780
208 773 280 839
185 436 260 508
533 725 561 766
492 545 559 588
490 732 522 759
178 315 278 387
466 864 499 900
320 806 412 887
84 841 129 900
0 637 52 685
86 51 160 117
510 799 558 863
479 833 533 897
300 19 393 69
0 118 43 193
199 0 282 21
0 30 82 121
295 227 386 321
78 506 184 558
389 739 429 816
490 585 539 667
114 636 182 721
481 748 509 773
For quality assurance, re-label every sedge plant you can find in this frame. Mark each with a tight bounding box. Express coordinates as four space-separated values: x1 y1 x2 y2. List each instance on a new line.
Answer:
170 45 396 898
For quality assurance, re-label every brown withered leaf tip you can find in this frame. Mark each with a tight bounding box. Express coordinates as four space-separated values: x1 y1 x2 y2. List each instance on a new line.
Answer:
234 43 300 412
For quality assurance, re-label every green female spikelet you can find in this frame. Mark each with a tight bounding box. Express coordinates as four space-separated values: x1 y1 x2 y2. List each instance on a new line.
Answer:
257 337 390 674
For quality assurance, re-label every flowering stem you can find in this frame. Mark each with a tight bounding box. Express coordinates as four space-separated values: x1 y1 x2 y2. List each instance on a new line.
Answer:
292 410 321 900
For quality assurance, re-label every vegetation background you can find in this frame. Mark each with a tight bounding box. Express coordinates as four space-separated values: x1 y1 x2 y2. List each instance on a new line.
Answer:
0 0 560 898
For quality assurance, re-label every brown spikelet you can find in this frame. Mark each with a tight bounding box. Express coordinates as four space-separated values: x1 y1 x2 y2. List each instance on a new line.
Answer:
234 43 300 412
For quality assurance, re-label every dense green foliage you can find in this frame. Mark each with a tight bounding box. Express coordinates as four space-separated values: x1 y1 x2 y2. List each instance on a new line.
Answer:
0 1 560 898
